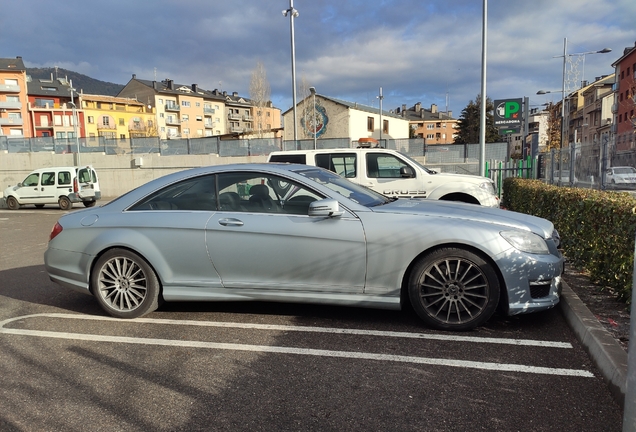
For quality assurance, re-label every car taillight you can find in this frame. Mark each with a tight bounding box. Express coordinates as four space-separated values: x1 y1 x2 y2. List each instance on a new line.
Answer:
49 222 63 241
73 178 78 193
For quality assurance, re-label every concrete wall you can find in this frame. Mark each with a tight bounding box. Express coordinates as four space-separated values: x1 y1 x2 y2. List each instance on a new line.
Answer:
0 151 268 199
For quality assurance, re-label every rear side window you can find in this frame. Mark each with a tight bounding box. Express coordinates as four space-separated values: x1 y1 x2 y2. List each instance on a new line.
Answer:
129 175 216 211
315 153 356 178
58 171 72 185
41 172 55 186
269 154 307 164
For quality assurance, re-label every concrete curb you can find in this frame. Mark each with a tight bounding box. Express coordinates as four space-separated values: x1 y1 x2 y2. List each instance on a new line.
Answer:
559 281 628 406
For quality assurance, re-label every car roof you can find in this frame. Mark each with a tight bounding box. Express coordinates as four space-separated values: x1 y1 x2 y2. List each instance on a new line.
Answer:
269 147 396 155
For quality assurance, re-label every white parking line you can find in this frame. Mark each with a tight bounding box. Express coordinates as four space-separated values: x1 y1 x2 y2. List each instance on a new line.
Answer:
0 313 592 378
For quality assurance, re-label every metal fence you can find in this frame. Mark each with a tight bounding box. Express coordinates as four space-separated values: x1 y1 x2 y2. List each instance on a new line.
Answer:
543 140 636 190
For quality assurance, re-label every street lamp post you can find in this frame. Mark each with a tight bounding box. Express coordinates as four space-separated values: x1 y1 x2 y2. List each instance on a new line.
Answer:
378 87 383 145
283 1 299 147
69 81 81 166
309 86 317 149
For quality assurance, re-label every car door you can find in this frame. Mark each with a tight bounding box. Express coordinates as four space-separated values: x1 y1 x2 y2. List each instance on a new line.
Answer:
362 152 422 198
206 171 367 293
35 170 58 204
76 167 97 199
15 172 43 204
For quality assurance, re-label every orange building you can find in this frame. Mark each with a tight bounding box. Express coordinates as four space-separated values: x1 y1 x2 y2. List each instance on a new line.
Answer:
0 56 31 138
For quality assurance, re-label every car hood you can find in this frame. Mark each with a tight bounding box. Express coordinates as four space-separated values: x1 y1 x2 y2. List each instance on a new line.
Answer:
370 199 555 238
428 171 492 184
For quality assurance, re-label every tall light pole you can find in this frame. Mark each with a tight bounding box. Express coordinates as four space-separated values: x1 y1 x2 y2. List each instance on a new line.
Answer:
309 86 317 149
378 87 383 145
69 80 80 166
283 1 299 146
479 0 487 176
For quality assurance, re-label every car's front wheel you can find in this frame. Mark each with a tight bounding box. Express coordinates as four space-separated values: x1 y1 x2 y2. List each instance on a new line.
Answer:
408 248 500 331
6 196 20 210
91 248 161 319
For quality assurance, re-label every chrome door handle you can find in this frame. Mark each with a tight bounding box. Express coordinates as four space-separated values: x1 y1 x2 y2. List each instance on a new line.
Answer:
218 218 244 227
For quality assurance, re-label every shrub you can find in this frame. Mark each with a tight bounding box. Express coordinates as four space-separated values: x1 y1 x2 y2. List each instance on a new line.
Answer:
502 178 636 302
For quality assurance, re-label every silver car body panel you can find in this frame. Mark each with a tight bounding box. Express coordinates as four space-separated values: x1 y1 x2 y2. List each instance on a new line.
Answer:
44 163 563 316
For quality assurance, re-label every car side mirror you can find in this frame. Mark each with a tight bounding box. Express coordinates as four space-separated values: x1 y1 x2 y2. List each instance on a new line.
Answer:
17 182 22 187
308 198 344 217
400 166 415 178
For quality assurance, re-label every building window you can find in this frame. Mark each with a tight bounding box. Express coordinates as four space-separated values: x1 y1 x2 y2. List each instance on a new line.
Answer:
427 124 434 129
102 116 110 126
383 120 389 134
196 116 202 121
181 101 191 107
120 134 126 141
367 117 374 132
158 99 163 104
35 98 54 107
182 114 189 122
88 116 94 124
4 79 18 86
119 118 125 126
426 134 434 139
195 102 200 107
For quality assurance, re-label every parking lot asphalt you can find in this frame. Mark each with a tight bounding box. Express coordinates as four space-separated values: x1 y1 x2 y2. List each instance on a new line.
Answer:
559 283 628 406
0 200 630 415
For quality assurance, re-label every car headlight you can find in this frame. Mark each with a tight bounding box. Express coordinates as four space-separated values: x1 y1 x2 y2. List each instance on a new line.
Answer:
479 181 496 195
500 230 549 254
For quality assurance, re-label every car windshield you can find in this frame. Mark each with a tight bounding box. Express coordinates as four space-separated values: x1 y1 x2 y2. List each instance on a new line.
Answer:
294 167 392 207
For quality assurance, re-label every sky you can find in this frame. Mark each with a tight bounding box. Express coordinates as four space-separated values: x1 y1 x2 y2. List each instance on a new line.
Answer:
2 0 635 118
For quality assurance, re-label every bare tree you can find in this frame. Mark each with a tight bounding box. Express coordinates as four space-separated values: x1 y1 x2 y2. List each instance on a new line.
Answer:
249 61 271 138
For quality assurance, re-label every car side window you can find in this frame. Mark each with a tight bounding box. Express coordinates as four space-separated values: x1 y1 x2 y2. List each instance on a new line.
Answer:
315 153 356 178
58 171 72 185
366 153 409 179
41 172 56 186
22 173 39 187
129 175 216 211
217 172 322 215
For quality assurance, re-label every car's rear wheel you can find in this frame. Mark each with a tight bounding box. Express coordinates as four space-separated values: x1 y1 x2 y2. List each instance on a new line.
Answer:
91 248 160 319
6 196 20 210
35 204 45 209
408 248 500 331
83 200 96 208
58 196 72 210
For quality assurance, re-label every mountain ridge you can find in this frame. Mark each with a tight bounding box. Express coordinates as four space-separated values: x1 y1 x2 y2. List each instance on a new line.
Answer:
27 67 125 96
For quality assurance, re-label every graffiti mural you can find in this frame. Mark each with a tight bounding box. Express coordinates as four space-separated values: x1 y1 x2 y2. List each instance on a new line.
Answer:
301 101 329 138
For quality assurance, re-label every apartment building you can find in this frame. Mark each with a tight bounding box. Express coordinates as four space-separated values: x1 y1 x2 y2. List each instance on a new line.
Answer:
611 41 636 152
396 103 457 144
27 74 83 140
78 94 155 145
0 57 30 138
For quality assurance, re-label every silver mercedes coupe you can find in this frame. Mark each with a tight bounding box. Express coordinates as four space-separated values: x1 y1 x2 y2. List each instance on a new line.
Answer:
44 163 563 331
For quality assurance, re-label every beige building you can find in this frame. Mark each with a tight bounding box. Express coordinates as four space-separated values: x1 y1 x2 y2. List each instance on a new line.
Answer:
283 94 409 142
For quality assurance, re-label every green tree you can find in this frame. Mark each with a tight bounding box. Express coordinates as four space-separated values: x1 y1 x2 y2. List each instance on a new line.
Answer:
454 95 499 144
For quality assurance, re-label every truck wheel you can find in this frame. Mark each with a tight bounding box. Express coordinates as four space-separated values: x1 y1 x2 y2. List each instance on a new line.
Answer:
6 196 20 210
59 196 72 210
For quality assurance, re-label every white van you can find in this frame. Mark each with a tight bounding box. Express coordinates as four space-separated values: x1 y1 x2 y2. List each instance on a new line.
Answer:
3 166 101 210
268 147 499 207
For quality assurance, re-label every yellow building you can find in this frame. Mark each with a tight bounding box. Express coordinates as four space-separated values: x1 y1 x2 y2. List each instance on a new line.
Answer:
78 94 156 147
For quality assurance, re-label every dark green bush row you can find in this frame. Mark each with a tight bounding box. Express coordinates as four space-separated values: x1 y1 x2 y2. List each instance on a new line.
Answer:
502 178 636 302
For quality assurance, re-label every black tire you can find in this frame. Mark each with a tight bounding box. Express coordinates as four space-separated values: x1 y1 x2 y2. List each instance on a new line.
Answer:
83 200 96 208
35 204 45 209
408 248 500 331
91 248 160 319
6 196 20 210
58 196 72 210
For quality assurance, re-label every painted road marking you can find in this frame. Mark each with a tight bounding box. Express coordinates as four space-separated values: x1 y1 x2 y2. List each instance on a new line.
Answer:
0 313 592 378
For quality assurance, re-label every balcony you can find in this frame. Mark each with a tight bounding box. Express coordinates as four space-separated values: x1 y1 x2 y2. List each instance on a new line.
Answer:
165 104 180 112
228 112 241 120
204 107 215 115
204 122 214 129
243 114 253 121
611 103 618 113
0 84 20 93
0 117 23 126
0 101 21 110
97 124 116 131
165 118 181 126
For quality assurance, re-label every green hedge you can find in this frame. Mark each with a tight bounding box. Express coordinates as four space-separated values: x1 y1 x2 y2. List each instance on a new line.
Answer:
502 178 636 302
